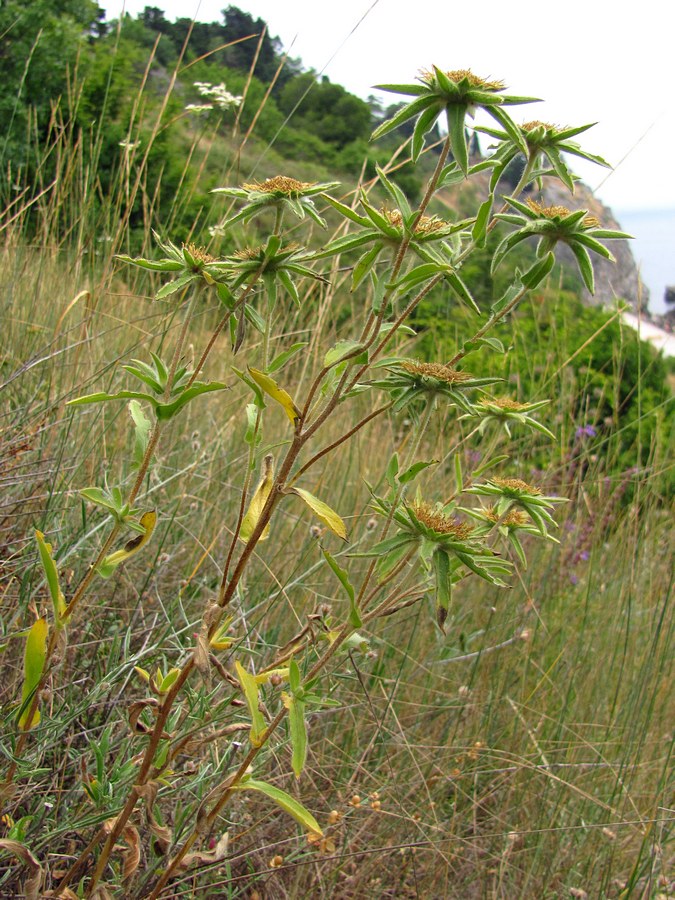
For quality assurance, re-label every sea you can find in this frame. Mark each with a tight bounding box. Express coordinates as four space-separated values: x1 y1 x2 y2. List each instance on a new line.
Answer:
614 208 675 316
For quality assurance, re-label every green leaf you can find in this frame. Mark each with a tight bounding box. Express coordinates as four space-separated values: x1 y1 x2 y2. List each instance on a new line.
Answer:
321 547 361 627
34 531 67 625
447 272 480 314
244 301 267 334
129 400 152 471
285 693 308 778
67 390 155 408
18 618 48 729
491 278 524 316
521 252 555 290
486 104 529 155
392 263 450 293
371 95 436 141
446 103 469 173
289 658 301 693
412 103 442 162
277 270 300 306
155 381 229 420
268 343 308 374
352 243 383 290
372 82 428 96
545 145 575 192
398 459 438 485
385 452 399 490
360 198 398 236
461 336 505 356
473 454 510 477
244 403 262 447
322 195 371 227
454 454 463 494
294 488 347 541
234 777 322 835
234 662 267 747
324 340 368 369
570 242 595 293
159 668 181 693
375 165 411 217
472 194 494 247
123 359 164 394
433 549 451 631
155 272 196 300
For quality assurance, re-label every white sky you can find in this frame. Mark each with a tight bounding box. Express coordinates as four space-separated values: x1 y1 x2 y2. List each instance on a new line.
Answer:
101 0 675 213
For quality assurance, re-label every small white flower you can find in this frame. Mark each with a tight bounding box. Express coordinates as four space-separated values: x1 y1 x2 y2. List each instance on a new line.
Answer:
192 80 241 109
185 103 214 113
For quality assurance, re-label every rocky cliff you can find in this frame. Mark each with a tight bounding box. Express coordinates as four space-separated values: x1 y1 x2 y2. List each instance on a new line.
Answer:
539 180 647 311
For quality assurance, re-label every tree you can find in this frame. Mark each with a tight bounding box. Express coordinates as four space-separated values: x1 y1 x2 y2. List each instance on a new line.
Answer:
278 73 372 150
220 5 281 82
0 0 101 169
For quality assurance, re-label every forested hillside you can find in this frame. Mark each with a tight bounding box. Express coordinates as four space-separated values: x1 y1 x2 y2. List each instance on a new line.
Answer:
1 1 429 240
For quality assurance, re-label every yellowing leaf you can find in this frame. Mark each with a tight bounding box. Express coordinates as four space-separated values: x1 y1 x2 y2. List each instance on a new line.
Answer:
240 455 274 542
253 667 289 685
234 661 266 747
248 367 301 424
97 510 157 578
293 488 347 540
18 618 48 730
209 617 233 651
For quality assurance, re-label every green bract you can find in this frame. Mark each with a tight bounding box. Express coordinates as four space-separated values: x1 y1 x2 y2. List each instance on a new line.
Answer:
366 496 512 629
479 119 611 192
319 183 475 303
464 476 567 537
372 67 537 169
223 234 327 307
460 396 555 439
212 175 340 228
493 197 632 293
117 232 230 298
460 505 559 568
371 358 501 413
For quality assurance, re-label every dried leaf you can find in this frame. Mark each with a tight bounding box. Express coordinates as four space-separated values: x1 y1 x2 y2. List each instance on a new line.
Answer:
89 886 114 900
194 630 211 683
150 819 173 855
0 839 42 899
119 825 141 881
179 832 229 870
128 698 160 735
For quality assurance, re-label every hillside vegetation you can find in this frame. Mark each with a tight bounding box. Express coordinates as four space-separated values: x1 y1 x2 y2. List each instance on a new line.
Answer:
0 3 673 898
